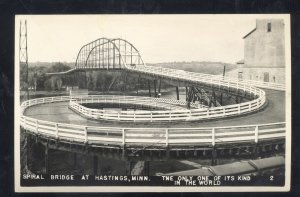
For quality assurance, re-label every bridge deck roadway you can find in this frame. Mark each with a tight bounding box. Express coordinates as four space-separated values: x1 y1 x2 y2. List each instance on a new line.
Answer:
24 89 285 128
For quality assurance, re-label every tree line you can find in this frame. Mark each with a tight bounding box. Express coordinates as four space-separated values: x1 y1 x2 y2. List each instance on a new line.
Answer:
20 62 73 91
20 62 171 92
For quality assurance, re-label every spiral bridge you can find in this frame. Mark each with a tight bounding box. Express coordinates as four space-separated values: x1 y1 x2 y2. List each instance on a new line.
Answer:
22 38 286 160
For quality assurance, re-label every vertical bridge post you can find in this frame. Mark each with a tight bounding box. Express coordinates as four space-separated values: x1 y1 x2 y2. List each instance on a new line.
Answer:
45 140 49 174
166 129 170 158
254 125 259 159
122 129 126 159
176 86 180 100
55 123 59 139
254 125 259 143
154 79 157 97
148 80 151 97
84 126 88 143
165 129 169 146
211 128 217 166
158 78 161 97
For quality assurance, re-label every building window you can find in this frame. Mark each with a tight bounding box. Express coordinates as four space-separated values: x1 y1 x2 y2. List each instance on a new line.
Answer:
267 23 271 32
273 76 276 82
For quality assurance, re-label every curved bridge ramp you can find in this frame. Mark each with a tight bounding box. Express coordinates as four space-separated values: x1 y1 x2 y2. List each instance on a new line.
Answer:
46 38 271 123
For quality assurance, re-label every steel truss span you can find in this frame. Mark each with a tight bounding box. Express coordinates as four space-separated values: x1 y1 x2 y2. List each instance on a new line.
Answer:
22 38 286 149
75 38 145 70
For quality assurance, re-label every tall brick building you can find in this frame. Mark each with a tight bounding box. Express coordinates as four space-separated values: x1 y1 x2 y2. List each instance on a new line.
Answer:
227 19 285 84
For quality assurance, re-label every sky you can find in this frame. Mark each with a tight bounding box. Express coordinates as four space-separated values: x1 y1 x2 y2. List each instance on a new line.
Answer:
16 14 288 64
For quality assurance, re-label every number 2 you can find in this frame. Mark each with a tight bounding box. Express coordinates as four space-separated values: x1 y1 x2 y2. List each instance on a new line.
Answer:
270 176 274 181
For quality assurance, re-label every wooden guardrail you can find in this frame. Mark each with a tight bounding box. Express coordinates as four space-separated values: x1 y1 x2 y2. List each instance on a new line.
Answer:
69 92 265 122
20 114 285 148
223 76 286 91
20 96 285 148
125 64 285 91
69 95 203 110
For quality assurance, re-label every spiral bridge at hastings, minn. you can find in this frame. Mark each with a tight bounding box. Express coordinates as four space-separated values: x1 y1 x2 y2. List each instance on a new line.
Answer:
20 38 286 163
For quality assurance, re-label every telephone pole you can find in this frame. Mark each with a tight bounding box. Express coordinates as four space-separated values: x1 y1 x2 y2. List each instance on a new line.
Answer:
19 20 29 100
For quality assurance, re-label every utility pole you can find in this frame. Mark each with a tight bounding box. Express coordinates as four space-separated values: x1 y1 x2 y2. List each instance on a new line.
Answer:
19 20 29 100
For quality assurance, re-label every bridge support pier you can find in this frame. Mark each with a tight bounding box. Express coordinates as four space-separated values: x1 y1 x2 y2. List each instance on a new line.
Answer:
44 141 49 174
176 86 180 100
185 87 190 109
185 87 188 101
166 147 170 158
220 93 223 105
176 150 180 157
149 150 153 158
154 80 157 97
123 72 128 92
122 145 126 159
211 89 217 107
136 75 140 95
84 71 88 89
211 147 217 166
253 144 260 159
193 149 197 157
158 78 161 97
148 80 151 97
186 87 196 108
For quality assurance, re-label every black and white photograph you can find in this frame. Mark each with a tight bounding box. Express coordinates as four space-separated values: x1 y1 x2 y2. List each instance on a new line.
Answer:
14 14 291 192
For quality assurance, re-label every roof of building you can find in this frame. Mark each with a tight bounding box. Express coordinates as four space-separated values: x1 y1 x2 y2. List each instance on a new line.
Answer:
243 28 256 39
159 156 285 176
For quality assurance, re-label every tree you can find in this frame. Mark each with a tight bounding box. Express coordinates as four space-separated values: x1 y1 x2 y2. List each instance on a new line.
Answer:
56 77 63 90
44 62 72 90
47 62 71 73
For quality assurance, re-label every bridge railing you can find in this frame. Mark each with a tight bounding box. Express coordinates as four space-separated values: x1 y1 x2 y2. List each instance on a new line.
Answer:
129 65 285 91
223 76 286 91
20 96 285 147
20 113 285 147
68 95 203 110
21 93 264 123
129 65 265 95
68 92 265 122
